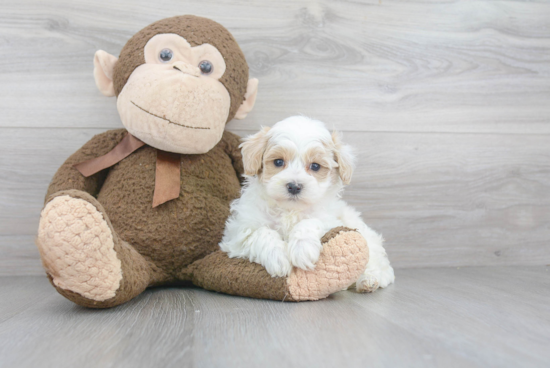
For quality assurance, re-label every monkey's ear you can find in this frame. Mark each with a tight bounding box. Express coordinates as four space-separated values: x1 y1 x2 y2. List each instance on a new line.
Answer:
240 126 270 176
93 50 118 97
332 131 355 185
234 78 259 120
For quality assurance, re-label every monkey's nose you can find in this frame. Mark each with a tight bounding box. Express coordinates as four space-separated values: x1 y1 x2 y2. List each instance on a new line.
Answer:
286 182 303 195
173 62 200 77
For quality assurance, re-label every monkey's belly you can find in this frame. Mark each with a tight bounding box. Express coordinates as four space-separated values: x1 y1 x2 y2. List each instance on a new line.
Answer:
96 149 240 274
100 186 231 272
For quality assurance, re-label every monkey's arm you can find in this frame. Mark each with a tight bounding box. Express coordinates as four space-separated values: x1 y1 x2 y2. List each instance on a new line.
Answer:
45 129 128 202
221 130 245 184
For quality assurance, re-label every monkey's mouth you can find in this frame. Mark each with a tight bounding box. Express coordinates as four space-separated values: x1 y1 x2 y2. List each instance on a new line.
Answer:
131 101 210 130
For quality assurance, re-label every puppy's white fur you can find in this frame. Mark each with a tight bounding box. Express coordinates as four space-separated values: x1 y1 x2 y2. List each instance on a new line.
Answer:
220 116 395 292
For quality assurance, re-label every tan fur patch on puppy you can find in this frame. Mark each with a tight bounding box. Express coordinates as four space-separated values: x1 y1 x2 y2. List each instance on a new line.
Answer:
262 145 295 182
241 126 271 176
303 146 334 181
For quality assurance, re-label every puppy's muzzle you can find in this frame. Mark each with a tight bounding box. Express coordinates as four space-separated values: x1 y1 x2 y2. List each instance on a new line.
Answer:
286 182 303 195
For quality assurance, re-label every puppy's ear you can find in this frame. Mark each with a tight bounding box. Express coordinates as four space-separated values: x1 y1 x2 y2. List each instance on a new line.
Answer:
240 126 271 176
332 131 355 185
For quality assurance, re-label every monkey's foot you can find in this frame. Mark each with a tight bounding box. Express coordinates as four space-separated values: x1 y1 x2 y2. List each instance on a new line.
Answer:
37 194 123 302
286 227 369 301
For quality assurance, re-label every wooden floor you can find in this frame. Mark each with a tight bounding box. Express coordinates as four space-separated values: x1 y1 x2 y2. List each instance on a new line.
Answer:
1 266 548 368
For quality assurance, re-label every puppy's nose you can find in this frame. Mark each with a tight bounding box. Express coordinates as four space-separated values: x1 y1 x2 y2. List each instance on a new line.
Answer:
286 182 303 195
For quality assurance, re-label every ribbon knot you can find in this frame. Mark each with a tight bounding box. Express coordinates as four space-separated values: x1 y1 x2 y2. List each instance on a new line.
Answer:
73 133 181 208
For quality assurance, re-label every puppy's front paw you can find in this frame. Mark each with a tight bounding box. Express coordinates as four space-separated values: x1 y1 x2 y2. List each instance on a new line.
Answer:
356 266 395 293
263 248 292 277
288 237 322 271
356 273 380 293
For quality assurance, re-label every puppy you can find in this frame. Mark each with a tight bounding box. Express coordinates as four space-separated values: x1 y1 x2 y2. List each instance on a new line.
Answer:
220 116 395 292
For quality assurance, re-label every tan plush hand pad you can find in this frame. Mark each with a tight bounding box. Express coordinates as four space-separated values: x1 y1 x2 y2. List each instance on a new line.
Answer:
37 195 122 301
287 229 369 301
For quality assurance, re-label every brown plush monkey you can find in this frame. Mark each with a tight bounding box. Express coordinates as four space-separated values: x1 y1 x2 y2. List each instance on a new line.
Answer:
36 15 369 308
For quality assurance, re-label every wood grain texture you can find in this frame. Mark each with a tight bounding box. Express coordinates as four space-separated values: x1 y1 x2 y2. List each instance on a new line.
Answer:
0 0 549 133
1 127 549 275
1 0 550 274
0 267 549 368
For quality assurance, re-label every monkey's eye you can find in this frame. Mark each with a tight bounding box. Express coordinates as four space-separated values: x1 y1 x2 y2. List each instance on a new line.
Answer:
159 49 173 63
274 159 284 167
310 163 321 171
199 60 213 75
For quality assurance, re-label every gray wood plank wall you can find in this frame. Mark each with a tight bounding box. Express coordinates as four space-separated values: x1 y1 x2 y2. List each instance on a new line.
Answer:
1 0 549 275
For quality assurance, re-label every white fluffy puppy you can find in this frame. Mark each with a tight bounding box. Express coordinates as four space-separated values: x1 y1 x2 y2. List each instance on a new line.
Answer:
220 116 394 292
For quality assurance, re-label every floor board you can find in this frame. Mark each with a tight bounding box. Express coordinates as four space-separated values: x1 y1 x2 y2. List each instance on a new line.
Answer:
0 267 548 368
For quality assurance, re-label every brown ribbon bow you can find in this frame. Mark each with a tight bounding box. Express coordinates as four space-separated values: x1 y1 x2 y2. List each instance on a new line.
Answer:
73 134 181 208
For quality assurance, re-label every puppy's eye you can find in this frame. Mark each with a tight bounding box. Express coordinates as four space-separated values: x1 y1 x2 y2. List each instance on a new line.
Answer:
310 163 321 171
199 60 213 75
159 49 174 63
274 159 284 167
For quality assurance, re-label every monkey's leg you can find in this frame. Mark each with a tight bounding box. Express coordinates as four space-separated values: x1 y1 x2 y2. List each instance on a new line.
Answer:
180 227 369 301
37 190 152 308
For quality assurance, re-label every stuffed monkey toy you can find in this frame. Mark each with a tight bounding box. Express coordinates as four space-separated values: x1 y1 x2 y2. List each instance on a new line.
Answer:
36 15 369 308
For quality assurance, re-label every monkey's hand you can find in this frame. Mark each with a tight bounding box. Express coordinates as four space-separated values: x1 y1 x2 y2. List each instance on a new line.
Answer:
222 130 245 184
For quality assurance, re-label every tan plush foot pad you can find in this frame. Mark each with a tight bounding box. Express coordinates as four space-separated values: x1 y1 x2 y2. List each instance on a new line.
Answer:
287 227 369 301
37 195 122 302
